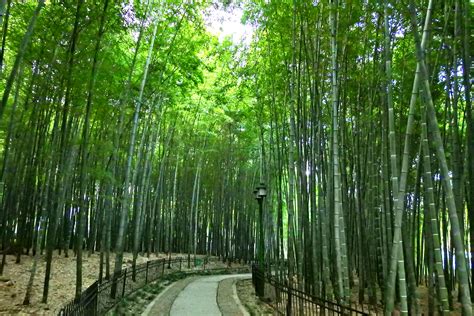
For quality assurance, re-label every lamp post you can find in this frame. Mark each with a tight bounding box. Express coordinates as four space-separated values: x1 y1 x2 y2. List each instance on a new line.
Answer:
254 183 266 297
255 183 266 267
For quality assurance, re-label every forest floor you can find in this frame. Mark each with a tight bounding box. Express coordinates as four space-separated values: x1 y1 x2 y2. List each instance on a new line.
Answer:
346 281 462 315
0 252 462 315
236 278 274 315
0 251 183 315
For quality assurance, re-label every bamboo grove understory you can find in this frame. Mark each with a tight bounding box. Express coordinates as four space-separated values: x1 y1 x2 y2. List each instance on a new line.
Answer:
0 0 472 315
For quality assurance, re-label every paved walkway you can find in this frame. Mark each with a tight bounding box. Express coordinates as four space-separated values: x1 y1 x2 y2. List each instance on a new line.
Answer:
143 274 251 316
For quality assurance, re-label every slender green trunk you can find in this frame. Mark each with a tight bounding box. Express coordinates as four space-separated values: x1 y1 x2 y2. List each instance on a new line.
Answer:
384 1 433 313
75 0 108 298
0 0 8 73
458 0 474 301
193 157 203 263
383 1 409 313
286 0 298 284
421 107 450 314
330 0 349 303
113 13 158 289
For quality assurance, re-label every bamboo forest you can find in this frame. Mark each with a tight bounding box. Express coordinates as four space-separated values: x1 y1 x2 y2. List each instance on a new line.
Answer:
0 0 472 315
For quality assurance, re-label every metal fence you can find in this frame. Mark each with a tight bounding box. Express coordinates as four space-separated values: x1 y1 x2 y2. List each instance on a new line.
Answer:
58 280 99 316
58 256 244 316
58 257 183 316
252 265 371 315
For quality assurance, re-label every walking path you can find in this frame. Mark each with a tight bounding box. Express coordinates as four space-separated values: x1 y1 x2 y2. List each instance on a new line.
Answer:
142 274 251 316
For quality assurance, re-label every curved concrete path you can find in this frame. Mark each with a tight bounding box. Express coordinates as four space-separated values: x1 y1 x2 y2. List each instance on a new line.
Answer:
143 274 251 316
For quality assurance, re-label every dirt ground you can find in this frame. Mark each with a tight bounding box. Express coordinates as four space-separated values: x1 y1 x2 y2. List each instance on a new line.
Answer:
236 278 274 315
0 252 463 315
0 251 179 315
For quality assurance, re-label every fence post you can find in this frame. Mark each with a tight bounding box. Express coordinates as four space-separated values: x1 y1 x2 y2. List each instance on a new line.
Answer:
162 259 165 276
122 269 127 298
179 258 182 271
145 261 149 284
251 264 256 287
93 281 98 316
287 287 292 316
255 266 264 297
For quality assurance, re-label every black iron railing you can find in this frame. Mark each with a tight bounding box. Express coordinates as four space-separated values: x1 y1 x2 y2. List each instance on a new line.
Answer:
58 256 247 316
59 280 99 315
252 265 371 315
59 257 184 316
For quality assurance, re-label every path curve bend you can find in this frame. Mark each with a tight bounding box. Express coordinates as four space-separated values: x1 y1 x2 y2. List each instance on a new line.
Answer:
143 273 251 316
